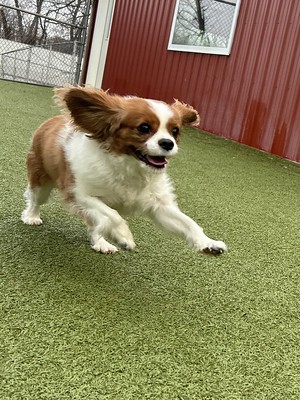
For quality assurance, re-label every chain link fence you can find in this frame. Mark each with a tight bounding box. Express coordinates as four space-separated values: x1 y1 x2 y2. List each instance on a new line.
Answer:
172 0 237 48
0 1 91 86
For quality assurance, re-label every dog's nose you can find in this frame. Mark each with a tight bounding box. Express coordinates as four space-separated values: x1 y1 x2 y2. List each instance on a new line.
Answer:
158 139 174 151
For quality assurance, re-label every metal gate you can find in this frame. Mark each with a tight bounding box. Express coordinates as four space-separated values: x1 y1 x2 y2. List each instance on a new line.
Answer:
0 1 91 86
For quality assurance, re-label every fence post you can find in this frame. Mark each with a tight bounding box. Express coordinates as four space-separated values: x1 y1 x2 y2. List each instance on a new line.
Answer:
74 0 91 84
72 41 78 84
45 44 52 85
26 46 32 82
13 51 16 80
0 54 3 78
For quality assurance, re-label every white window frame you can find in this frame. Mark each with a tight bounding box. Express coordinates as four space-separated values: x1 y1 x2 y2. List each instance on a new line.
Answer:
168 0 242 56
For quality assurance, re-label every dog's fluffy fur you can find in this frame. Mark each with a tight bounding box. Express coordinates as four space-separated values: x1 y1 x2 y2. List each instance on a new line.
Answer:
21 87 227 255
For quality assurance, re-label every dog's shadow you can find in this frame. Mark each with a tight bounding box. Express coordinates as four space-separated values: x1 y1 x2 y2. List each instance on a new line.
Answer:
2 209 216 337
5 211 166 283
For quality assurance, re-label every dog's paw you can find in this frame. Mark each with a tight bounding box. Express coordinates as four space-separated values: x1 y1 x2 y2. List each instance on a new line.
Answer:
92 237 118 254
118 238 136 251
21 211 43 225
111 221 136 251
195 240 227 256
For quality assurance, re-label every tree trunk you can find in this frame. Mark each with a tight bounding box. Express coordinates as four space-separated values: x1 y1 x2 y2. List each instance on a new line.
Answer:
195 0 205 32
14 0 24 40
0 8 12 39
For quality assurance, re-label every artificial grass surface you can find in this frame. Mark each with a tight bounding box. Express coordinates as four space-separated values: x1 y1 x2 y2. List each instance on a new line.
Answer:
0 79 300 399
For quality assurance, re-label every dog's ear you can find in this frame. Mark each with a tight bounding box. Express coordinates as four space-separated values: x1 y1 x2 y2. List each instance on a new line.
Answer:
54 87 125 138
171 100 200 127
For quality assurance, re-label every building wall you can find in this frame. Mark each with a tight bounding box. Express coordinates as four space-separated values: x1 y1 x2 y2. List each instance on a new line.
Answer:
102 0 300 162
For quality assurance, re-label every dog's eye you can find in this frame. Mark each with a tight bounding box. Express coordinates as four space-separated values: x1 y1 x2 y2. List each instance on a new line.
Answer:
138 123 151 134
172 127 180 137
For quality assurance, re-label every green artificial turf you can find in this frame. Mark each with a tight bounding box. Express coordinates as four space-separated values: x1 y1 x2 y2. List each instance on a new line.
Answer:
1 79 300 400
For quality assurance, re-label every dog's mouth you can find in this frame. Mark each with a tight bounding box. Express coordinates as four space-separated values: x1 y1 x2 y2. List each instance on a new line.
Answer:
132 148 168 169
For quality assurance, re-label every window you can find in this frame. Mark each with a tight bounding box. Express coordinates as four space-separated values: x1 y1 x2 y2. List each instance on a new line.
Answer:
168 0 242 55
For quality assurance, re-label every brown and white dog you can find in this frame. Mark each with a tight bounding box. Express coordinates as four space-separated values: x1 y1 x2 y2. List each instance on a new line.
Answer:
21 87 227 255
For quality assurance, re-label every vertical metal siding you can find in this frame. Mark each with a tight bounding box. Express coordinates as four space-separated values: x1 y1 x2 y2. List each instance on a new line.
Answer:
102 0 300 162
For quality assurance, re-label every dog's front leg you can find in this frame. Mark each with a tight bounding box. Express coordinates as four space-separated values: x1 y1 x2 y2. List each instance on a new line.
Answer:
149 204 227 255
73 193 136 254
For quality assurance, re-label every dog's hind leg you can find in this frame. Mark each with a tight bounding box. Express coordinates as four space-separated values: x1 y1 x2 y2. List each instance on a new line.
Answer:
21 183 53 225
21 141 55 225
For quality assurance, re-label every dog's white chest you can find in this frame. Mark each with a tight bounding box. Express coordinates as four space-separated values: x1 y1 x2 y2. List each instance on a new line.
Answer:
66 136 175 214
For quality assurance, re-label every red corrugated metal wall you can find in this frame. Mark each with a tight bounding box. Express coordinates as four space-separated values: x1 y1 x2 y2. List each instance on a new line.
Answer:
102 0 300 162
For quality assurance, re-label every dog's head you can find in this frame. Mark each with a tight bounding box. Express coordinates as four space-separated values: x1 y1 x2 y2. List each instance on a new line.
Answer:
55 87 200 171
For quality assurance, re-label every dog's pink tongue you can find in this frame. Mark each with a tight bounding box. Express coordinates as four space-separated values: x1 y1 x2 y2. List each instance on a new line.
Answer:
147 156 168 167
